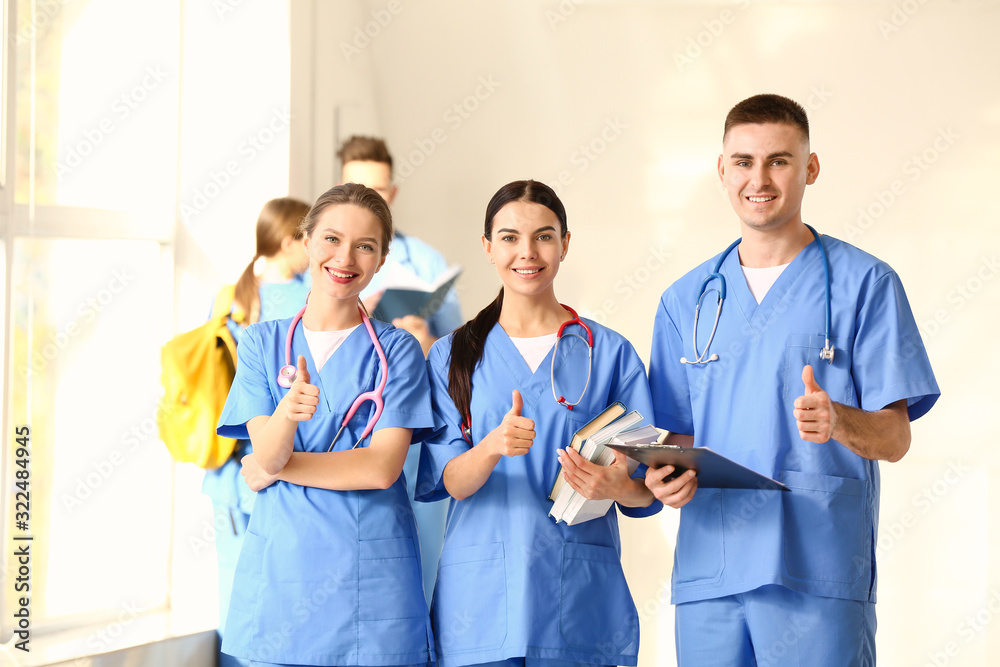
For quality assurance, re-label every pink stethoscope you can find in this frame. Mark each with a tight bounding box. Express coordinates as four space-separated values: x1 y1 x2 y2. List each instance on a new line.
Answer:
277 301 387 451
460 304 593 444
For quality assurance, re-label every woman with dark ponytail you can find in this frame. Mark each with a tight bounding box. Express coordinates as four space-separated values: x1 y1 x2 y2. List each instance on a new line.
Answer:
416 180 660 667
203 196 311 667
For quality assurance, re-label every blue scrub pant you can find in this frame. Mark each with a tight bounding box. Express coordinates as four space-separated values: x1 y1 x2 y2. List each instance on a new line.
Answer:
472 661 612 667
248 663 428 667
675 585 875 667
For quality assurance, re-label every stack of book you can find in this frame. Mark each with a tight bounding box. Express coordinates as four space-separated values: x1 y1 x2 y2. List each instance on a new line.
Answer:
548 402 643 525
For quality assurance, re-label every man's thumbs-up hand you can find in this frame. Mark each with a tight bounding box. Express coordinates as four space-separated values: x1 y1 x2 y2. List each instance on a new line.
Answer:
794 364 836 442
487 390 535 457
284 354 320 422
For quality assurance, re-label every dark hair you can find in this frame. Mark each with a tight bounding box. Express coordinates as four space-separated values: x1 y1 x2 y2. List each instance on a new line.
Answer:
234 197 310 324
723 94 809 143
336 135 393 174
299 183 393 260
447 180 567 424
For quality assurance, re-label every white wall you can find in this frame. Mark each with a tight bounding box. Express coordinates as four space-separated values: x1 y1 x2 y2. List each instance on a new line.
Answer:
292 1 1000 664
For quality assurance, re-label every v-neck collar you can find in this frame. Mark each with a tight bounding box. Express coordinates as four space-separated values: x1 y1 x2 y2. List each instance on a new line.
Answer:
722 236 823 337
485 324 556 409
291 319 373 410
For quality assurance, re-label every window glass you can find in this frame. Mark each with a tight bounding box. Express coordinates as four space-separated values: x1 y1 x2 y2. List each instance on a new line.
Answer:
14 0 180 213
8 237 171 622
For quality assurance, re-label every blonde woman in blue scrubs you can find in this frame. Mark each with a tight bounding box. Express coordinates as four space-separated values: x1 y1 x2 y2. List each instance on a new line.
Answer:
217 183 436 667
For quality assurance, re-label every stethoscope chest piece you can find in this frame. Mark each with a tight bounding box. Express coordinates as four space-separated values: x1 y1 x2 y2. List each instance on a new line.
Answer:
277 364 297 388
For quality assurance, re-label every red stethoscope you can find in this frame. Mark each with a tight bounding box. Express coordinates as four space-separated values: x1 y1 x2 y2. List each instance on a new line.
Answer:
277 300 387 451
460 304 593 444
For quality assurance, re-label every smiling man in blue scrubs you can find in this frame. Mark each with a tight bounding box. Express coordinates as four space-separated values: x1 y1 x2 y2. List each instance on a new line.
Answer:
646 94 939 666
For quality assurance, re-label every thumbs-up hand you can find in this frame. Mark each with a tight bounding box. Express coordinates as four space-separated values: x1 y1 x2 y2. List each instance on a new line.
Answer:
793 364 836 442
284 355 320 422
487 390 535 457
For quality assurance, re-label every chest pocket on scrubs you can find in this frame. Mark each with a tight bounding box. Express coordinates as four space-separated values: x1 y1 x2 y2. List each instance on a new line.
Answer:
783 334 855 405
559 542 637 655
433 542 507 652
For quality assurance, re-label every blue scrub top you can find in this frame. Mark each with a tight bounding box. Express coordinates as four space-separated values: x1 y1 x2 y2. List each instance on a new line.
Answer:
363 231 463 338
417 320 661 667
217 316 438 666
649 234 939 605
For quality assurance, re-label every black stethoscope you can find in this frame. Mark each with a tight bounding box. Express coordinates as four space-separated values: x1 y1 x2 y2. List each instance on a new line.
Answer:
680 224 834 366
460 304 594 444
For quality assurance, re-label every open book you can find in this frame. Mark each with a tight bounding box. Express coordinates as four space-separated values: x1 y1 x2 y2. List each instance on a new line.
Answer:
548 403 643 525
371 263 461 322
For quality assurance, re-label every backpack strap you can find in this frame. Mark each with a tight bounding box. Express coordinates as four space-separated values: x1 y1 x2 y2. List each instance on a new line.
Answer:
211 284 237 321
211 285 239 363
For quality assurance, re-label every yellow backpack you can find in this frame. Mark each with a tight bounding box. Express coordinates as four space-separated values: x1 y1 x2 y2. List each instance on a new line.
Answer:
157 285 241 469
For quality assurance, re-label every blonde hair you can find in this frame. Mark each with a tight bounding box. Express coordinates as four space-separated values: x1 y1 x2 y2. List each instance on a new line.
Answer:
234 197 310 323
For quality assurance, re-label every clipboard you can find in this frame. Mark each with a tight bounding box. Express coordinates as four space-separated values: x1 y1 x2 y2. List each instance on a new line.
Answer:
606 443 789 491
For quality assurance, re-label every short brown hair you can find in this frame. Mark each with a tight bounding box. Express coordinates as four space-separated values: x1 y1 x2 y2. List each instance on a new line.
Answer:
724 94 809 143
336 135 393 173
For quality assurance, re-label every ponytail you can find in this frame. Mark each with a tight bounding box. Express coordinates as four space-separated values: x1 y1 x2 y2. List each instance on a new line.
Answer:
448 287 504 425
233 255 261 325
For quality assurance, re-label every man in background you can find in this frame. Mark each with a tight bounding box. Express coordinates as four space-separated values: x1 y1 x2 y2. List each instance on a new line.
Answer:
338 135 462 355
